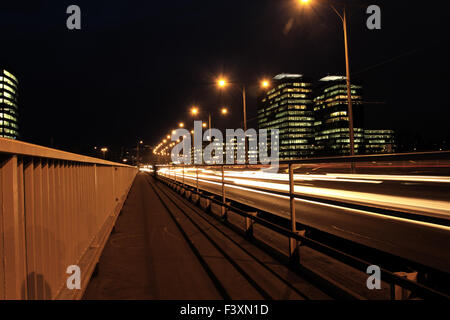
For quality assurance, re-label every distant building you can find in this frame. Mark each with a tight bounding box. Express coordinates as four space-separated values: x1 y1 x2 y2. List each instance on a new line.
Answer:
313 75 365 156
0 68 19 139
257 73 315 160
364 129 395 154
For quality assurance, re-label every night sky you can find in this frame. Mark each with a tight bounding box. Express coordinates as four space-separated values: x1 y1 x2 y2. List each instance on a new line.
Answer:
1 0 449 157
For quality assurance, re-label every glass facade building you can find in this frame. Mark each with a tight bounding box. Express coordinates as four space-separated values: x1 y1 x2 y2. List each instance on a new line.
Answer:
0 69 19 139
313 76 364 156
257 73 315 160
364 129 395 154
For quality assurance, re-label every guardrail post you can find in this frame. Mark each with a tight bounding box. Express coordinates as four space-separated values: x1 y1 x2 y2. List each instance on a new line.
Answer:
196 167 199 193
392 271 418 300
244 211 257 238
221 165 227 219
289 163 300 265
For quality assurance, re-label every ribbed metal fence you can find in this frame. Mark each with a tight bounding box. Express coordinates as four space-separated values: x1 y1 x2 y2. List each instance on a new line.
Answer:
0 138 137 300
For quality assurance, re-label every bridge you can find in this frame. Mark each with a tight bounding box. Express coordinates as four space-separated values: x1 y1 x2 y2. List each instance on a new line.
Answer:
1 137 449 300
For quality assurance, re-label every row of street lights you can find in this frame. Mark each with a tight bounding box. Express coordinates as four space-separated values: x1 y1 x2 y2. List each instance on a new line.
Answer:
153 77 271 160
154 0 357 159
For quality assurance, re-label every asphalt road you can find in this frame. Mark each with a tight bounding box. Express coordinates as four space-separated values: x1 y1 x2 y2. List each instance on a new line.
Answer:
157 168 450 274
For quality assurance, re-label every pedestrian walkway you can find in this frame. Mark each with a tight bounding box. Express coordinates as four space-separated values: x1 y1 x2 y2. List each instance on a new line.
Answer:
83 173 329 300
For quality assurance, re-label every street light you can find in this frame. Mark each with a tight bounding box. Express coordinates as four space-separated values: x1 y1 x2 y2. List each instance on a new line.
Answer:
189 106 228 133
136 140 144 165
191 106 199 116
217 78 227 88
299 0 355 155
179 122 184 128
217 78 269 163
261 79 270 88
100 147 108 159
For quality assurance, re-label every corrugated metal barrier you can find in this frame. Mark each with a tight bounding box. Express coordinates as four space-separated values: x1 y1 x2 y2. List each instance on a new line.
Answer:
0 137 137 299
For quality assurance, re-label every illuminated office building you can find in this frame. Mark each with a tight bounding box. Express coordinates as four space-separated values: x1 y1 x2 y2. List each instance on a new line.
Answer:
0 69 19 139
313 76 364 156
257 73 315 160
364 129 395 154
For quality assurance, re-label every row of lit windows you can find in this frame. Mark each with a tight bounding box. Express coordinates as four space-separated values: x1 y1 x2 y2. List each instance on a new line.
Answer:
0 112 17 121
316 133 363 141
267 82 311 96
279 99 313 106
0 120 19 129
315 95 362 105
280 127 313 134
1 83 17 95
273 93 309 102
0 76 17 88
276 111 313 118
325 116 349 124
0 91 17 101
330 111 347 117
0 127 19 135
280 145 313 150
0 98 18 108
281 139 309 145
2 70 18 83
314 100 363 111
317 88 359 101
365 130 394 134
323 83 361 94
0 76 17 89
365 135 393 139
365 139 393 144
318 127 364 135
0 133 17 139
283 133 314 139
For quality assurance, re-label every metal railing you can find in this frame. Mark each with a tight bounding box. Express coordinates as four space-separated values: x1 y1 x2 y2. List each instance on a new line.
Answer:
155 151 450 299
0 138 137 300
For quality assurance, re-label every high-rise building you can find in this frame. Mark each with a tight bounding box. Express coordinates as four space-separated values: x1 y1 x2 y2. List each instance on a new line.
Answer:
313 76 364 156
364 129 395 154
257 73 315 160
0 68 19 139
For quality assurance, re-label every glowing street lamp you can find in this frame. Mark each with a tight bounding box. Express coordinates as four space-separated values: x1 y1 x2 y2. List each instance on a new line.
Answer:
221 107 228 115
261 79 270 88
179 122 184 128
217 78 227 88
100 147 108 159
191 106 199 116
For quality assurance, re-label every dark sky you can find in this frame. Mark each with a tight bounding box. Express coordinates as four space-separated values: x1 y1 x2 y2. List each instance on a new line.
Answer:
1 0 449 155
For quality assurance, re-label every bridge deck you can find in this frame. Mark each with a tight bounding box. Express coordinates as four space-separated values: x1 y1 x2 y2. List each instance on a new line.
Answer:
83 173 329 300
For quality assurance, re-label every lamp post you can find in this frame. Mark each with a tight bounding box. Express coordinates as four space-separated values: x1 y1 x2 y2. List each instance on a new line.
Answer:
300 0 355 155
136 140 143 165
190 106 228 134
101 147 108 160
217 78 271 163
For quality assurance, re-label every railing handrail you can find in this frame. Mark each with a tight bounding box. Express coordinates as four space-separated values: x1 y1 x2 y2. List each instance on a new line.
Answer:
0 137 133 167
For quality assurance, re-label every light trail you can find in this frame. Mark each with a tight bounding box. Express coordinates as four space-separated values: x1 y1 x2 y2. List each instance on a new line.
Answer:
158 168 450 219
